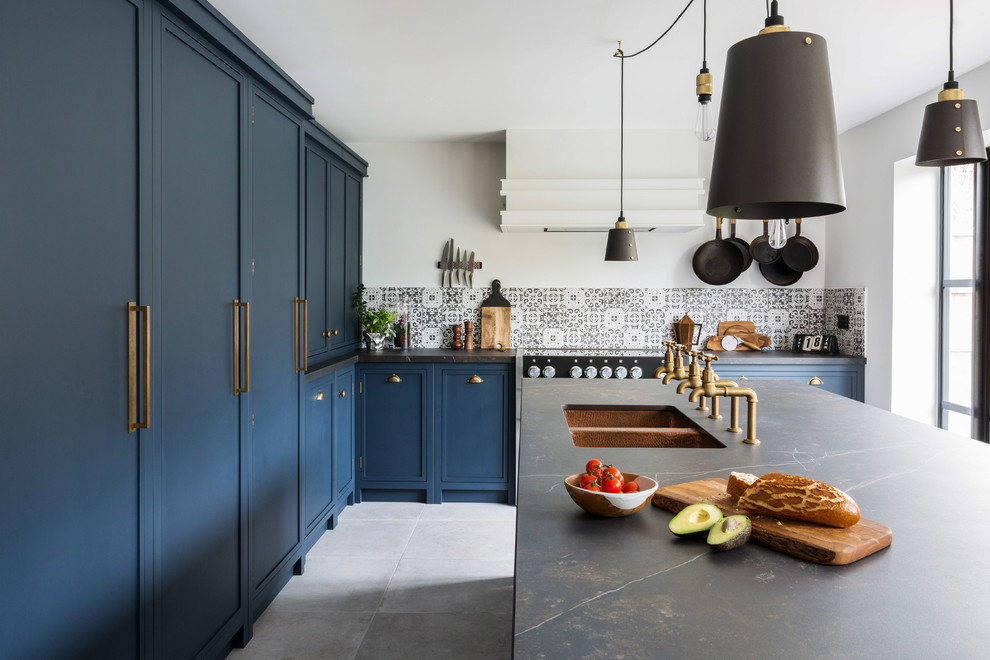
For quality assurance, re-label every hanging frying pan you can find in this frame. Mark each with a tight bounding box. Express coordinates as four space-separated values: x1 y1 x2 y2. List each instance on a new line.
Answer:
692 217 745 285
749 219 780 264
781 218 820 272
724 218 752 272
759 256 803 286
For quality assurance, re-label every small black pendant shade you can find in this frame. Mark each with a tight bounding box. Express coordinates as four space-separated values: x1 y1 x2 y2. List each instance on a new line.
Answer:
916 93 985 166
604 218 638 261
706 28 846 219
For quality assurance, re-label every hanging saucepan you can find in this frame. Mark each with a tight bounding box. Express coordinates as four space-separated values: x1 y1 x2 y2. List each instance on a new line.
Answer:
724 218 752 272
759 256 803 286
692 217 745 285
749 219 780 264
781 218 820 272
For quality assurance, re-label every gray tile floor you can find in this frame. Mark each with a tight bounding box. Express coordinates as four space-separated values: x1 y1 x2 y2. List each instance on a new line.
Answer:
228 502 516 660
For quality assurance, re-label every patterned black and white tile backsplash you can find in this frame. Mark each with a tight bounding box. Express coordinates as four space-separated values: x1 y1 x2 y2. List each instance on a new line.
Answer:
363 286 866 356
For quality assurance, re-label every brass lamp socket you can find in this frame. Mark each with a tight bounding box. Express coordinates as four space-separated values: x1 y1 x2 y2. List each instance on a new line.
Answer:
696 70 713 99
938 86 965 102
614 219 629 230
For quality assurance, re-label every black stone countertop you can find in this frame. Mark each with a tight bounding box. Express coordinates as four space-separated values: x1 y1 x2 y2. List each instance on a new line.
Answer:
356 347 517 363
522 348 866 365
513 379 989 659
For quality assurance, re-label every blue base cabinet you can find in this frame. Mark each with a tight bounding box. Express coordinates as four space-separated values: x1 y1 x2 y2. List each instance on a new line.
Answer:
356 363 515 504
712 364 865 401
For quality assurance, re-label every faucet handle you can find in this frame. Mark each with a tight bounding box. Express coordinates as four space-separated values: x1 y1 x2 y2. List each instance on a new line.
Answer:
700 353 719 366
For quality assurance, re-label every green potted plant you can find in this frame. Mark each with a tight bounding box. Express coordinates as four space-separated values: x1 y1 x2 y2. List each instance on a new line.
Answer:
352 284 395 350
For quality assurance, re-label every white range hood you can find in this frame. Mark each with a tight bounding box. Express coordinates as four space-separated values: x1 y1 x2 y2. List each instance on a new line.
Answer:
499 129 707 233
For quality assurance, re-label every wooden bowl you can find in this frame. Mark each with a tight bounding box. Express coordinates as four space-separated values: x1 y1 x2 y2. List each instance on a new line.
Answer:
564 472 659 517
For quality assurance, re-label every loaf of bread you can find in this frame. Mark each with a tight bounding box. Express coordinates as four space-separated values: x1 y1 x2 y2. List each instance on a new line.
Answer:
727 471 860 528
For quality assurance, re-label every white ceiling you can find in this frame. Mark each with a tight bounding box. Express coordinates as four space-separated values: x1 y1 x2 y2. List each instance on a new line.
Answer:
209 0 990 142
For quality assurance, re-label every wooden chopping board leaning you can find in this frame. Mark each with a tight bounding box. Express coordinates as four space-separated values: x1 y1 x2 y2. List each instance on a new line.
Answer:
480 279 511 349
706 320 772 351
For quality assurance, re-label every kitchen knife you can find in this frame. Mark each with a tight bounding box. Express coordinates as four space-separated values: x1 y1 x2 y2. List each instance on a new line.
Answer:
454 247 461 286
445 238 453 287
440 240 450 287
467 250 475 288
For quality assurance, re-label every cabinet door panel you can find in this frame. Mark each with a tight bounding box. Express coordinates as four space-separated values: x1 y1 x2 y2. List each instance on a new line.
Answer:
250 92 302 589
305 145 330 359
0 1 141 656
334 367 356 501
360 366 431 481
343 173 363 346
714 365 861 401
158 22 242 659
328 164 347 349
439 367 511 482
304 377 333 529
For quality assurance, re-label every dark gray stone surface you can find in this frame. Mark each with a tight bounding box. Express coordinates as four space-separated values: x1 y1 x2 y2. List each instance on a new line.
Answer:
514 379 989 659
355 347 516 364
524 348 865 365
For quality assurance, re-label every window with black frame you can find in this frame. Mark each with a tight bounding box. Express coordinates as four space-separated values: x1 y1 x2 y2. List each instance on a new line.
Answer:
938 152 988 441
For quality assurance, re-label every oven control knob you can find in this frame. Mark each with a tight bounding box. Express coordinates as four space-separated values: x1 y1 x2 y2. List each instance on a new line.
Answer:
584 366 598 379
527 365 541 378
614 366 628 379
599 366 613 379
569 366 583 379
629 366 643 379
542 366 556 378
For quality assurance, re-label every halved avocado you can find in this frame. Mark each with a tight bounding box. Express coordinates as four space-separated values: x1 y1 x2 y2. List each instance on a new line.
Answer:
668 503 723 536
707 514 752 551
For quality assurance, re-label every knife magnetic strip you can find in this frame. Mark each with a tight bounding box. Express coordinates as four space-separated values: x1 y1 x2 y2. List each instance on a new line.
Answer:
437 261 482 269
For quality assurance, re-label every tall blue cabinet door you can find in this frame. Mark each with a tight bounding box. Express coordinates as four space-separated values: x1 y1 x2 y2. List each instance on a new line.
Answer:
436 366 513 497
333 366 356 502
359 366 433 488
0 1 143 657
327 164 348 350
304 143 331 360
303 375 334 531
249 90 302 591
157 20 243 660
343 173 363 346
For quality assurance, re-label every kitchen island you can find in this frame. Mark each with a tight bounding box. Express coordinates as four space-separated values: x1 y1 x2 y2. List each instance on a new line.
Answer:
514 378 990 659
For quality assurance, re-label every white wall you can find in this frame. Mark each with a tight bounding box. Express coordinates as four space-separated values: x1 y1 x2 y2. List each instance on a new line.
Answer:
829 60 990 409
353 138 826 290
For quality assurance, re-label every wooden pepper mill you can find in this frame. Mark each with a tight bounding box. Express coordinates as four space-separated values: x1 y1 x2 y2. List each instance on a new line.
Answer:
452 324 463 350
464 321 474 350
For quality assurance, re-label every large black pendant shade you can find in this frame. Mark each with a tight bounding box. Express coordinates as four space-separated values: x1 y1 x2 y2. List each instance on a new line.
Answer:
706 29 846 219
604 218 638 261
917 89 986 167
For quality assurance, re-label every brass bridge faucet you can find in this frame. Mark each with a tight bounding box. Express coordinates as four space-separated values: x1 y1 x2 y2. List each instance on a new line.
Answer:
682 353 738 421
688 354 760 445
653 341 677 379
675 350 709 412
660 344 689 384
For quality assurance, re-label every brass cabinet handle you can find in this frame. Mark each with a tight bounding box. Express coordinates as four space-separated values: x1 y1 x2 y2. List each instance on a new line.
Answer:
338 390 346 398
468 374 484 384
322 329 339 338
127 302 151 432
234 300 250 394
386 374 401 383
333 329 339 336
739 375 748 380
316 390 324 401
809 376 824 386
294 297 308 373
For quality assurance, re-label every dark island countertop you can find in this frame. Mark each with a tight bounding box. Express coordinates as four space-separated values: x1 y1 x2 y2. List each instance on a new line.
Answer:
513 379 990 659
523 347 866 365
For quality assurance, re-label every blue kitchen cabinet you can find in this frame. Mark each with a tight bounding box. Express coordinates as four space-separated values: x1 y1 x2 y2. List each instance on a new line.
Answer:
712 363 865 401
356 363 515 504
333 366 356 506
305 141 332 361
0 1 144 657
342 172 364 347
357 365 435 502
303 374 334 533
436 365 515 503
248 89 303 600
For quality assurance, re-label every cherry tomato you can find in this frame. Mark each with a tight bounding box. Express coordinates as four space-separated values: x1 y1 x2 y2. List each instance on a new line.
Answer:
585 459 603 476
601 465 621 482
579 472 600 490
600 470 624 493
622 481 640 494
585 484 602 492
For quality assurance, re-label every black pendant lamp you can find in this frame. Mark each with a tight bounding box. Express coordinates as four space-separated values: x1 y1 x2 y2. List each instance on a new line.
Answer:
605 43 638 261
916 0 986 167
706 0 845 220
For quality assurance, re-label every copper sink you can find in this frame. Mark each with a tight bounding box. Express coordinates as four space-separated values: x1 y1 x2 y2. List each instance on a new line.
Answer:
562 405 726 449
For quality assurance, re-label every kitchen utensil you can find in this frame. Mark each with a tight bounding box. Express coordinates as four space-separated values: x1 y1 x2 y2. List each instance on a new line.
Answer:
454 247 461 286
718 321 756 336
480 279 511 349
692 218 745 285
759 257 803 286
672 315 702 349
467 250 475 288
706 333 771 351
725 218 753 271
565 472 658 517
749 219 780 264
781 217 820 272
652 477 892 565
719 335 762 351
440 240 450 287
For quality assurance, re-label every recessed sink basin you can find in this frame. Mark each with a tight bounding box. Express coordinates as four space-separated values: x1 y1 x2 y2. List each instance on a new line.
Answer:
562 405 726 449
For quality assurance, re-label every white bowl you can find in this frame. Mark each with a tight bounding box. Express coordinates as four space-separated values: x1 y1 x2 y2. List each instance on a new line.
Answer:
564 472 659 517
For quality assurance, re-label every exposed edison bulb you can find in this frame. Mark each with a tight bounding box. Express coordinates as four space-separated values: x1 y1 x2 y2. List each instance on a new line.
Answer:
768 219 788 249
695 98 716 142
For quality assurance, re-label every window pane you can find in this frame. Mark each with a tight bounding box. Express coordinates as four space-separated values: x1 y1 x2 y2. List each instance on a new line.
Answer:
945 287 973 405
943 409 974 439
946 164 976 280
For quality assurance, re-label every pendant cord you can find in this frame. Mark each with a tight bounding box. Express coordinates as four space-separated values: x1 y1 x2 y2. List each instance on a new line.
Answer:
615 0 695 59
702 0 708 68
948 0 955 81
620 49 625 217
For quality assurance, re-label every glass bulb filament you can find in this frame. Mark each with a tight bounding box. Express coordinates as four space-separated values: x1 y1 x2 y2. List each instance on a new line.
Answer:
768 219 787 249
695 98 716 142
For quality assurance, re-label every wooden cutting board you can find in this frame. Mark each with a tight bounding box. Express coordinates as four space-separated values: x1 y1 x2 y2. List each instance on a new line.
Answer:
705 333 771 351
652 478 892 565
480 307 511 349
718 320 756 336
